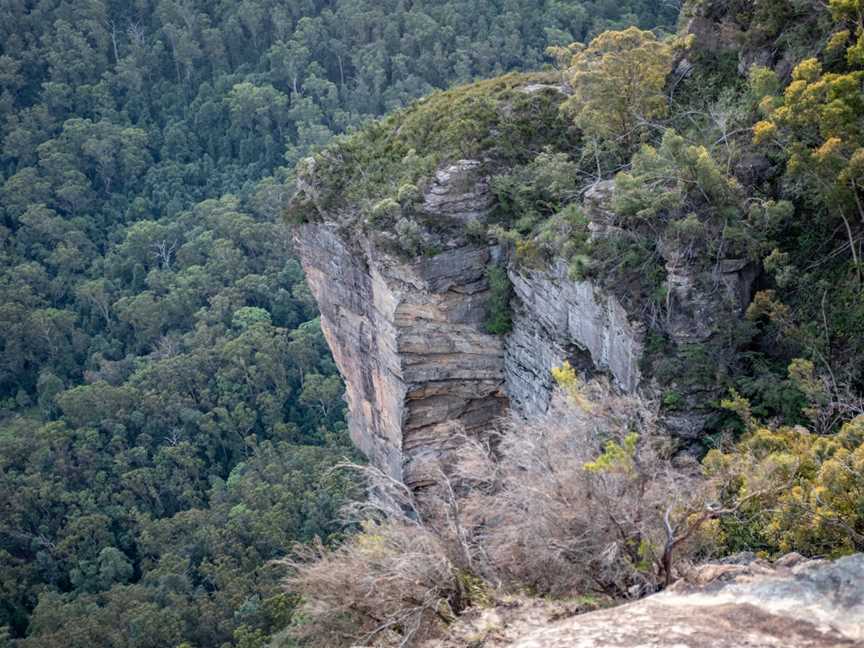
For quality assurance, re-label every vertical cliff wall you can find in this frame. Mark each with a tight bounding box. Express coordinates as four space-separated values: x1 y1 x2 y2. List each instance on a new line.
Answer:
297 221 508 487
294 149 758 483
506 261 644 417
294 155 662 485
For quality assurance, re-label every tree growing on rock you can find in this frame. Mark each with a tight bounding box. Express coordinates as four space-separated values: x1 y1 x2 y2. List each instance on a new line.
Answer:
751 5 864 284
551 27 676 158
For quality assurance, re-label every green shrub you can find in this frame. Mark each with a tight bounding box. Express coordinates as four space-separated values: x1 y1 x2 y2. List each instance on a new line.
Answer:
485 265 513 335
705 414 864 557
369 197 401 225
490 149 581 229
613 129 741 223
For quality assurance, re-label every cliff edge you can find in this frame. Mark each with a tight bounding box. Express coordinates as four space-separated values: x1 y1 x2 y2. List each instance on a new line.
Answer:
290 73 756 485
425 554 864 647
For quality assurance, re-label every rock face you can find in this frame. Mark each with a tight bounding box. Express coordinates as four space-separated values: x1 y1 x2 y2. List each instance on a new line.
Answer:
513 554 864 647
506 261 643 417
424 554 864 648
294 157 756 483
295 222 507 487
657 238 759 439
295 153 656 485
422 160 493 223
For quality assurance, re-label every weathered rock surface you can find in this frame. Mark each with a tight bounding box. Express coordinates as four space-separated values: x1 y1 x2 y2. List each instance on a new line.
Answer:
422 160 493 224
657 240 758 440
680 0 826 81
506 261 644 417
294 150 756 479
423 554 864 648
660 244 756 346
295 221 507 487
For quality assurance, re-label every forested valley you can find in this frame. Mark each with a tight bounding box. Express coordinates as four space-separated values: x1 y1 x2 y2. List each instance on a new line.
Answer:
0 1 679 646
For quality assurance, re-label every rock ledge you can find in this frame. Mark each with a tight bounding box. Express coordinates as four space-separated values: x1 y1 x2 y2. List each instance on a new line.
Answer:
424 554 864 648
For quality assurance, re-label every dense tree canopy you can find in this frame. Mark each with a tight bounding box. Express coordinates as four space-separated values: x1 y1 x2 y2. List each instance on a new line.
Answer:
0 0 678 646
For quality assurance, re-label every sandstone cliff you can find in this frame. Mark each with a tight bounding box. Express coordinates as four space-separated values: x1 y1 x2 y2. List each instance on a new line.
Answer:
291 80 757 484
423 553 864 647
295 219 507 486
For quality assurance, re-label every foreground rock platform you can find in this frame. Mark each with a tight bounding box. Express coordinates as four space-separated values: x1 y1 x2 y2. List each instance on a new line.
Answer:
424 554 864 648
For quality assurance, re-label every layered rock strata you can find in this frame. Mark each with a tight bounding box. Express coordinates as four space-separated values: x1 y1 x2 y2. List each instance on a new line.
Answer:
296 223 507 487
506 261 643 416
294 157 756 483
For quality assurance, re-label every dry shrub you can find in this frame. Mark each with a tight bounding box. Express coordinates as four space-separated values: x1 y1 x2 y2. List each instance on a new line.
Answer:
283 519 462 647
281 464 481 647
453 377 711 598
283 373 719 646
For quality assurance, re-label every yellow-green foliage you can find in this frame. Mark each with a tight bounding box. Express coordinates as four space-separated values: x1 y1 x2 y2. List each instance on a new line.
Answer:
557 27 675 151
829 0 864 65
704 415 864 556
752 17 864 222
551 361 593 411
583 432 638 474
613 129 741 221
455 570 493 609
743 15 864 390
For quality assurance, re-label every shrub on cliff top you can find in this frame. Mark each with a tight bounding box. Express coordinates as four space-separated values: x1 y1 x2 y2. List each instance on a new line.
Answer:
552 27 676 158
614 129 741 222
287 72 580 227
456 367 726 596
283 520 464 647
490 148 582 231
283 367 864 648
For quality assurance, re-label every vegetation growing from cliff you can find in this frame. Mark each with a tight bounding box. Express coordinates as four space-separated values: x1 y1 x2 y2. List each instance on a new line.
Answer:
729 0 864 423
518 0 864 438
291 0 864 442
484 265 514 335
289 25 683 244
708 396 864 557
